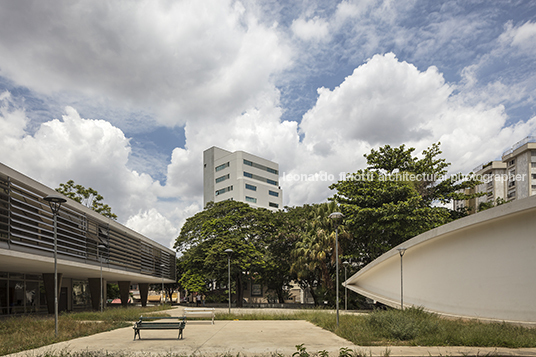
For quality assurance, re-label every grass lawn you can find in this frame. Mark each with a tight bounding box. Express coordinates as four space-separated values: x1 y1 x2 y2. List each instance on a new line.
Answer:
2 306 536 357
216 307 536 348
0 305 172 356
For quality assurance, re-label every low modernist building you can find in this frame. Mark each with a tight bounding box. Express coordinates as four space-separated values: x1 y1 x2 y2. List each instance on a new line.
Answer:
0 163 176 315
203 147 283 210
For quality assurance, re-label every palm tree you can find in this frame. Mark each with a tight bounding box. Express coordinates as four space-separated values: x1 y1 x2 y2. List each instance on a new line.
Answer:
291 202 351 304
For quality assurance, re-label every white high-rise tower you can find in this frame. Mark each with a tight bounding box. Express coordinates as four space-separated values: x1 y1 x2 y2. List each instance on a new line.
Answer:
203 147 283 210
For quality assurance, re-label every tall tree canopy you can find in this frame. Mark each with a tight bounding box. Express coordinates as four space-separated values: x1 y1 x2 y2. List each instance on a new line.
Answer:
290 201 351 305
174 200 279 307
260 208 302 303
56 180 117 220
330 143 481 266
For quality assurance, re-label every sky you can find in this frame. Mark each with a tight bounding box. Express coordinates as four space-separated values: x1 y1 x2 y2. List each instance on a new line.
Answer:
1 0 535 250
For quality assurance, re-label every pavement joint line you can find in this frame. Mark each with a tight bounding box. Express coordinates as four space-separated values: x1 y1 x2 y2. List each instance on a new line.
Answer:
191 319 232 355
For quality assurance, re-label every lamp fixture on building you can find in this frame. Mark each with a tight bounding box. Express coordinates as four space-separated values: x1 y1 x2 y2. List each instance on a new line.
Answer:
97 244 106 312
44 194 67 337
160 263 165 304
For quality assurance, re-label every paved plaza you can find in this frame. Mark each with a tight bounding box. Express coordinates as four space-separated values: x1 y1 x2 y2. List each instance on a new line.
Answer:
6 307 536 357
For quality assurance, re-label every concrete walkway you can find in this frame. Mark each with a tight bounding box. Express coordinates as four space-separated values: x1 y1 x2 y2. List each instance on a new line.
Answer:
7 307 536 357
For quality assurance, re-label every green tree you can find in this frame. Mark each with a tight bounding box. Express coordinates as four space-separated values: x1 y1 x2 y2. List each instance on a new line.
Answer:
365 144 416 174
478 197 510 212
258 209 299 303
106 283 120 300
56 180 117 220
174 201 277 307
331 143 482 266
290 202 351 306
364 142 481 208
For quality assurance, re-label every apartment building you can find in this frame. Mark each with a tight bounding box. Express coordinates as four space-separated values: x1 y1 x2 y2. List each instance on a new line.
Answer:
502 137 536 200
456 136 536 213
203 147 283 210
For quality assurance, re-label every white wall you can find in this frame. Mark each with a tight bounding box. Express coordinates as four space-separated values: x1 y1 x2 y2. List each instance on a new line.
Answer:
345 194 536 323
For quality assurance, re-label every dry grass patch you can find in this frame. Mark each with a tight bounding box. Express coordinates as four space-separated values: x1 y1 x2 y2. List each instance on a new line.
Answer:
0 305 172 356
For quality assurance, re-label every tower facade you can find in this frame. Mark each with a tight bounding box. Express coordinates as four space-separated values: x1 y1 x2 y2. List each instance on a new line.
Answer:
203 147 283 210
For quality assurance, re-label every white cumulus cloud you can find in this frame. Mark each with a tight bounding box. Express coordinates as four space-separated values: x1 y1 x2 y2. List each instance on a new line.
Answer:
125 208 180 248
291 16 330 42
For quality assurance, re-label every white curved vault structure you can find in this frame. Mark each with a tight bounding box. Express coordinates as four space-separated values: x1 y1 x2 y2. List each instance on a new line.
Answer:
345 195 536 324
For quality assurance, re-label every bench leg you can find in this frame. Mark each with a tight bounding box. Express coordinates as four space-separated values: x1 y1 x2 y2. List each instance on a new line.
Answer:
134 328 141 341
178 328 183 340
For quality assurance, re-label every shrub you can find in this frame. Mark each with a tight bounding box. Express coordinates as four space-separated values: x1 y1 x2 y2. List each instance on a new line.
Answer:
367 307 441 341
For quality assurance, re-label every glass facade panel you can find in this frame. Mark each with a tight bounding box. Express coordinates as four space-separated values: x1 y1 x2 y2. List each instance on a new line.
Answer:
72 280 91 310
25 281 39 313
245 196 257 203
215 174 229 183
215 162 229 171
215 186 233 196
0 279 7 315
269 190 279 197
9 280 24 314
245 184 256 191
243 159 278 174
39 280 47 312
0 273 46 315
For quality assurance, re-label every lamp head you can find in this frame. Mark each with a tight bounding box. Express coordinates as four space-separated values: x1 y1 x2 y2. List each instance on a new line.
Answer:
44 195 67 214
397 247 407 256
328 212 344 220
224 248 233 255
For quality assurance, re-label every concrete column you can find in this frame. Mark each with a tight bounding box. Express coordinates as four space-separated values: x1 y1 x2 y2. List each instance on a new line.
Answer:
118 281 131 307
139 283 149 307
88 278 105 311
42 273 63 314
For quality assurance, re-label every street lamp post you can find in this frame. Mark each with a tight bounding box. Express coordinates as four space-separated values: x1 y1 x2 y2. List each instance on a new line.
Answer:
343 261 349 311
160 263 165 304
397 248 407 310
224 249 233 314
97 244 106 312
328 212 344 327
44 195 67 338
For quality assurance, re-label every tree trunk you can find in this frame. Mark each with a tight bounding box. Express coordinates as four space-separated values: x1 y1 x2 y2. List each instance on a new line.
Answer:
235 273 243 307
277 289 285 303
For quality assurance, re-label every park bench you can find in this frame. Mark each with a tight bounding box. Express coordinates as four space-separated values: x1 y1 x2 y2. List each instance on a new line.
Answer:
133 316 186 340
183 307 215 324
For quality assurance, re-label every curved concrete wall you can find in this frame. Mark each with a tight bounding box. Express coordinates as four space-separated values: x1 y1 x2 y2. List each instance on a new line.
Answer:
345 195 536 323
